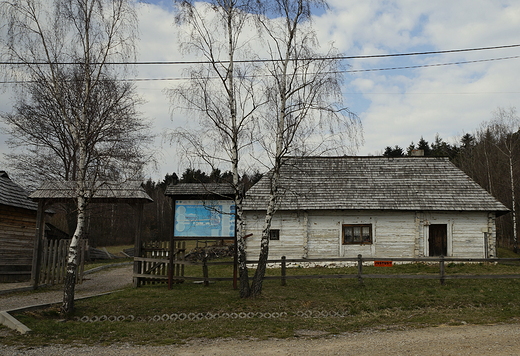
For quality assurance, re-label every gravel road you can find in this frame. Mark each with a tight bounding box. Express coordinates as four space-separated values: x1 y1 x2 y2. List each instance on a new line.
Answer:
1 323 520 355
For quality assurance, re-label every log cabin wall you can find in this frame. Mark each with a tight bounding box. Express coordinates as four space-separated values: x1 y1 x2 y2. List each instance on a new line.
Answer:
244 210 493 260
243 157 508 263
0 204 37 281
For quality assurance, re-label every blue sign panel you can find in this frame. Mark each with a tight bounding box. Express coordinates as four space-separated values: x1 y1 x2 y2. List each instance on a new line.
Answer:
174 200 236 237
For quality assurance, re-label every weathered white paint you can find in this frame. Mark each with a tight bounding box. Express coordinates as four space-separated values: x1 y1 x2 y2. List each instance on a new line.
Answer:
244 210 494 260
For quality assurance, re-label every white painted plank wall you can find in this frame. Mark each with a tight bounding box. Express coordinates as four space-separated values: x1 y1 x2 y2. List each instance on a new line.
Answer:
244 211 305 260
453 213 487 258
367 212 417 258
244 210 492 260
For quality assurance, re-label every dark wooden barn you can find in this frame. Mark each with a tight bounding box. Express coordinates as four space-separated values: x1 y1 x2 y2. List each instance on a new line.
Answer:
0 171 38 282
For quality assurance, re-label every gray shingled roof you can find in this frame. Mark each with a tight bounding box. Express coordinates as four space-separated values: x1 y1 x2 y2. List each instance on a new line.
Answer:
243 156 509 214
165 183 235 198
0 171 38 211
29 181 153 202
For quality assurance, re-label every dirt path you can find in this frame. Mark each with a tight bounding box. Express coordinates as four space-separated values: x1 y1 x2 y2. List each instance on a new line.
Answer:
0 264 133 312
1 323 520 355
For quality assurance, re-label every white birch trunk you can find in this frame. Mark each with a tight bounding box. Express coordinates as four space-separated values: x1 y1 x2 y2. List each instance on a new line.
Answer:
509 155 518 252
250 169 280 296
62 8 91 312
250 4 296 296
221 0 250 297
61 191 86 314
251 84 286 295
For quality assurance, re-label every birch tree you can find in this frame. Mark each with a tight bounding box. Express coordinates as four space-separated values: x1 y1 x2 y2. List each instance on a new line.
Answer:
1 0 140 314
171 0 361 297
170 0 263 297
484 107 520 252
454 109 520 251
248 0 361 297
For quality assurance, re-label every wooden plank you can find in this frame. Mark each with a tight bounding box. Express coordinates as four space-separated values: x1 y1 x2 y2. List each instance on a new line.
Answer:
57 239 66 283
133 203 143 287
30 199 45 288
134 257 169 263
133 274 168 280
40 239 49 284
444 274 520 279
0 271 32 275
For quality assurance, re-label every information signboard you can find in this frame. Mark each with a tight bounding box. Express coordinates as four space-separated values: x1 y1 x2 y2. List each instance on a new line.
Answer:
174 200 236 238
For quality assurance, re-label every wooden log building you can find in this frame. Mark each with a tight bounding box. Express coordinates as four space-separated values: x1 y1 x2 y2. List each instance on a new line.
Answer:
29 180 153 288
0 171 38 282
243 156 510 261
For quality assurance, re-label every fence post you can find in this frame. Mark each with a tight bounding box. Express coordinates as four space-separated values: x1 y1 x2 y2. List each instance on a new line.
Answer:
181 241 186 278
439 255 445 285
281 256 287 286
357 254 363 285
202 256 209 287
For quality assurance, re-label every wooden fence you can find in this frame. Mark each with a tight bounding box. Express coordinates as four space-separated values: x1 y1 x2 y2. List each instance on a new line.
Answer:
133 241 186 286
163 255 520 287
39 239 88 285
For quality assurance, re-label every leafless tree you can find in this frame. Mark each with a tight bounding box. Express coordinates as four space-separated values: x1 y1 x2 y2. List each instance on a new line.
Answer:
455 108 520 252
3 71 152 189
171 0 362 298
1 0 142 314
483 108 520 252
248 0 362 297
170 0 264 297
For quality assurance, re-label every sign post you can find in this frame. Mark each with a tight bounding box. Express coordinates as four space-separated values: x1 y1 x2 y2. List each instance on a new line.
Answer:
169 199 236 288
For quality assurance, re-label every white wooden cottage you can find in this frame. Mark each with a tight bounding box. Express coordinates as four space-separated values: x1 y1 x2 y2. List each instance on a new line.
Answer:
242 156 509 260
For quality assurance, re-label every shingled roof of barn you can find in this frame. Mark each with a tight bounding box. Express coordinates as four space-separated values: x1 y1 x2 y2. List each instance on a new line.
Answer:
243 156 509 215
165 183 235 198
29 180 153 203
0 171 38 211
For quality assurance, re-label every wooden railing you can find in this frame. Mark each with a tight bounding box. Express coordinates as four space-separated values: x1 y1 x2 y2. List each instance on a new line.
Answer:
139 255 520 287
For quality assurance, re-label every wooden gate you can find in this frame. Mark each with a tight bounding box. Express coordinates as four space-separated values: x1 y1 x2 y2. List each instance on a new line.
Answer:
39 238 88 285
133 241 185 286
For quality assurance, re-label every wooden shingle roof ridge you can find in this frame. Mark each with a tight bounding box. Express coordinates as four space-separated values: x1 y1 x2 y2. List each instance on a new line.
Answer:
165 182 235 199
29 180 153 202
243 156 510 214
0 170 38 211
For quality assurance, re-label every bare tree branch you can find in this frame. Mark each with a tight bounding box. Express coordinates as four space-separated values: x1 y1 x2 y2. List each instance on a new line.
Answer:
0 0 145 314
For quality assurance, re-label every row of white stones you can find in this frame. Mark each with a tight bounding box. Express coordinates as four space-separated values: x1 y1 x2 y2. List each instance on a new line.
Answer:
73 310 350 322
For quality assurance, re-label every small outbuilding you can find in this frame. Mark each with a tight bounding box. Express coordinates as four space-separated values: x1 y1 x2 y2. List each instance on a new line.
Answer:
242 156 509 260
0 171 38 282
29 180 153 287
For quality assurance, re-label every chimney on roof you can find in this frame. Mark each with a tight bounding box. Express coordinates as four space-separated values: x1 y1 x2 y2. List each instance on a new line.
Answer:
411 149 424 156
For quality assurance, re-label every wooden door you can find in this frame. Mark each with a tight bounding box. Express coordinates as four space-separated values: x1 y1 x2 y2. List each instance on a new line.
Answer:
429 224 447 256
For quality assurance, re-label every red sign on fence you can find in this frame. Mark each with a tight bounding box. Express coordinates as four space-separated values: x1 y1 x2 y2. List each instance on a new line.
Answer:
374 261 393 267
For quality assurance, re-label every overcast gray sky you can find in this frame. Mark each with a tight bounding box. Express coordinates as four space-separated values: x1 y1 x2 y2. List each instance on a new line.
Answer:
2 0 520 182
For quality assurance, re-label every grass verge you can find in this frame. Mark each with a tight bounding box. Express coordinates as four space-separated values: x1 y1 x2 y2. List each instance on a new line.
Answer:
2 261 520 346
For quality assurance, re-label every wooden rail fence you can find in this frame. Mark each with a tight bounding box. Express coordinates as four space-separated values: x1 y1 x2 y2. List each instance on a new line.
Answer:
148 255 520 287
